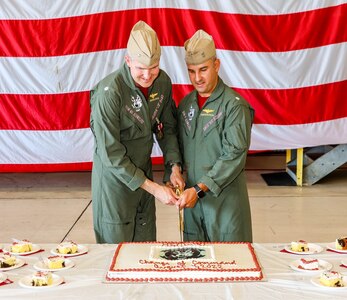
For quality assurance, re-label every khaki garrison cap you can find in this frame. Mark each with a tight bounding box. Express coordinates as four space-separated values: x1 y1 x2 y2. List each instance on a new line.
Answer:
127 20 161 66
184 30 216 65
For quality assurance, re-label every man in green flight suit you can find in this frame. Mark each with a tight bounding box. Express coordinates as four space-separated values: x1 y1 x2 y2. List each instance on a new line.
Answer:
90 21 184 244
176 30 254 242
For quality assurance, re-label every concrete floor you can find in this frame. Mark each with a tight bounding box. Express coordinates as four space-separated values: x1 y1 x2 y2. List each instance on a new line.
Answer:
1 154 346 245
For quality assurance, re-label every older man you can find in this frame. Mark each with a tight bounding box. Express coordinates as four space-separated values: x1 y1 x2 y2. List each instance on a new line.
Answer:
177 30 254 242
90 21 184 243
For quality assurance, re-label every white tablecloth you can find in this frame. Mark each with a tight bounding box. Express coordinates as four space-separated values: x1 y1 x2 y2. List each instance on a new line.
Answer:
0 243 346 299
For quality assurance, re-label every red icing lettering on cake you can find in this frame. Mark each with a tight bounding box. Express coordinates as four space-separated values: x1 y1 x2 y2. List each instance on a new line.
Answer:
106 241 264 283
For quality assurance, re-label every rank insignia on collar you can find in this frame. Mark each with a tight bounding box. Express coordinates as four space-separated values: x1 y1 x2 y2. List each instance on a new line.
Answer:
131 95 143 111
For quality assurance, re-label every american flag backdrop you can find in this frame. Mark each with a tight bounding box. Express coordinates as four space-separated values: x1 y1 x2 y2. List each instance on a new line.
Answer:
0 1 346 172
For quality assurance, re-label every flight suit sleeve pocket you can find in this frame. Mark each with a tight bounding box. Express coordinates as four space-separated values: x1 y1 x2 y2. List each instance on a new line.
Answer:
225 124 248 151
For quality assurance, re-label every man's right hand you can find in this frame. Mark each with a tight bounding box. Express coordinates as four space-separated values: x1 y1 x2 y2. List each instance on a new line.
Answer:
153 185 179 205
141 179 179 205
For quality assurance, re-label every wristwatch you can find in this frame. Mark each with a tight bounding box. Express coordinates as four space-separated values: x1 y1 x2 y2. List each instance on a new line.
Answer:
193 184 206 198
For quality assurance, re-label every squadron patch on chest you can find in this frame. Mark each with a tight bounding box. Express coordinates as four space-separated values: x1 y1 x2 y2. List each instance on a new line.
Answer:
182 111 191 131
187 106 195 121
131 95 143 112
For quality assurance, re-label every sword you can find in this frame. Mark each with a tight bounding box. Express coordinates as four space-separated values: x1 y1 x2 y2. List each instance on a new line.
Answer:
179 208 184 242
173 185 184 242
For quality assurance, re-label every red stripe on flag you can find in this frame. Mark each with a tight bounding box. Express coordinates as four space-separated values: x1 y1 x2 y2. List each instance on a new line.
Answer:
0 162 92 172
236 80 347 125
1 80 346 130
0 92 90 130
0 157 165 172
173 80 347 125
0 5 346 57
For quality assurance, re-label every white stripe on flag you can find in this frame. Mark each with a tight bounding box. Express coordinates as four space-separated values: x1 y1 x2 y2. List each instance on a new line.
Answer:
0 129 94 164
1 43 347 94
251 117 347 150
1 117 346 165
1 0 345 19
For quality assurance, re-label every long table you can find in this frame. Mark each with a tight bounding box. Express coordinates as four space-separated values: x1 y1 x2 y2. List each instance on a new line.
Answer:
0 243 346 299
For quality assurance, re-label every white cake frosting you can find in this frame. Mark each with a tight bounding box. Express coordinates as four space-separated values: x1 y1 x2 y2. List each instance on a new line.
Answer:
298 258 319 270
106 242 263 283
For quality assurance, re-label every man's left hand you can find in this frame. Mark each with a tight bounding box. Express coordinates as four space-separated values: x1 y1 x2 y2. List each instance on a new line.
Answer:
176 187 198 209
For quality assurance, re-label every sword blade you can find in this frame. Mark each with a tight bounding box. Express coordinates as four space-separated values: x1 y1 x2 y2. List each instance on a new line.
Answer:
173 185 183 242
179 209 183 242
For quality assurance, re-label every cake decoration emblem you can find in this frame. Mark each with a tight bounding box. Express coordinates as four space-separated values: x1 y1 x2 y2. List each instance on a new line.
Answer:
160 247 205 261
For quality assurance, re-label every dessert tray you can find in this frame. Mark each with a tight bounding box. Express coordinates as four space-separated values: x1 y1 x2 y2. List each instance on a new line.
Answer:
3 244 41 256
289 259 332 273
50 244 88 257
326 242 347 254
310 276 347 289
0 257 25 271
19 273 64 289
33 258 75 272
284 243 323 255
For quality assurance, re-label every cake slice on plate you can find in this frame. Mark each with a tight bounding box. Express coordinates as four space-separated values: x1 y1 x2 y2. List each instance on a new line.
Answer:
336 237 347 250
31 271 53 286
45 256 65 269
10 239 33 253
319 271 344 287
0 252 16 268
56 241 78 254
291 240 309 252
298 258 319 270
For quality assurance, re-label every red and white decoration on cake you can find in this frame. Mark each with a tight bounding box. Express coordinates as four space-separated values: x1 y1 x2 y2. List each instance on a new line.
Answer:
106 241 263 283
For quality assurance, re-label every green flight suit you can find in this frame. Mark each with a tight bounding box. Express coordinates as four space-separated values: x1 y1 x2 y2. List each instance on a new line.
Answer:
177 78 254 242
90 63 181 243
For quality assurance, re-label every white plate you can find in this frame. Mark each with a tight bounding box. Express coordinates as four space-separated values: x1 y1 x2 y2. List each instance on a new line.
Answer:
0 257 25 271
311 276 347 289
18 273 64 289
3 244 41 256
341 260 347 267
50 244 88 257
327 242 347 254
289 259 332 273
284 243 323 255
33 258 75 272
0 273 7 284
